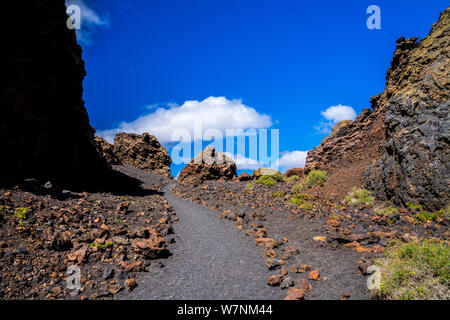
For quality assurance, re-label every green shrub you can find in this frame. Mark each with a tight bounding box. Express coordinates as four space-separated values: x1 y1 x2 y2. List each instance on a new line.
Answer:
290 193 316 211
372 240 450 300
344 187 374 206
13 207 28 220
256 176 276 187
283 175 299 184
272 191 285 198
301 170 327 188
374 205 398 216
292 183 301 192
407 202 449 223
245 183 255 190
89 241 114 249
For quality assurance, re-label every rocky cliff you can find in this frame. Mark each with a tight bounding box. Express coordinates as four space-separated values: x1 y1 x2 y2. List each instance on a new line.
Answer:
0 1 105 181
112 133 172 178
305 8 449 210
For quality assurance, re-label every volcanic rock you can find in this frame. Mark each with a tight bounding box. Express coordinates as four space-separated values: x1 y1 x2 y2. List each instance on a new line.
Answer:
113 133 172 178
178 146 237 184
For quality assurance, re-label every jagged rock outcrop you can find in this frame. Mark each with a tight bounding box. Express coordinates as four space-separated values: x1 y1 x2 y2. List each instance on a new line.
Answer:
0 1 105 180
178 146 237 185
94 137 122 165
113 133 172 178
305 8 449 210
283 168 305 179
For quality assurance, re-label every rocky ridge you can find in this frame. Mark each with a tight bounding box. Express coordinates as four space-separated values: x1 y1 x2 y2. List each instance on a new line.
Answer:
177 146 237 185
305 8 449 210
96 133 172 179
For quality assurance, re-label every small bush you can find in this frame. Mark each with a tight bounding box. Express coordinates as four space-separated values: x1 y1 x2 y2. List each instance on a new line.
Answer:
407 202 449 223
407 202 423 211
292 183 301 192
344 187 374 206
374 205 398 216
283 175 299 184
245 183 255 191
256 176 276 187
301 170 327 188
272 191 285 198
372 240 450 300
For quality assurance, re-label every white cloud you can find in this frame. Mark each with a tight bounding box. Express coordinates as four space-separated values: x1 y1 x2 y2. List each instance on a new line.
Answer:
98 96 272 144
65 0 110 46
315 104 356 134
275 151 308 170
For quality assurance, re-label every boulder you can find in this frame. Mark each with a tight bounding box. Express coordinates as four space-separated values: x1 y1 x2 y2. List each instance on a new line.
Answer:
0 1 106 181
113 133 172 178
238 172 253 181
178 146 237 184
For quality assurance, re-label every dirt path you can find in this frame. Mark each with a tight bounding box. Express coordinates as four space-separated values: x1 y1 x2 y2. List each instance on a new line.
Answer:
119 180 284 299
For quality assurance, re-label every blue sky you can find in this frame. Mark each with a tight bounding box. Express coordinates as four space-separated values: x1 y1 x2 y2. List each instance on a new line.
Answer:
67 0 449 176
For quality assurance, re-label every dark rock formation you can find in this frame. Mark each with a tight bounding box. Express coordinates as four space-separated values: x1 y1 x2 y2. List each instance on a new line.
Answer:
305 8 449 210
0 1 105 181
178 146 237 185
113 133 172 178
95 137 122 165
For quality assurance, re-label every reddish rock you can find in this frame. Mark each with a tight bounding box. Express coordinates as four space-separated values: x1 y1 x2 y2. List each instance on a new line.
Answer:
290 264 312 273
267 274 284 286
298 278 313 292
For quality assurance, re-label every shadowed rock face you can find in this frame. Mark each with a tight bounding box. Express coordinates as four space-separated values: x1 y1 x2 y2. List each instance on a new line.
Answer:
113 133 172 178
0 1 105 181
305 8 449 210
178 146 237 185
